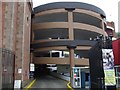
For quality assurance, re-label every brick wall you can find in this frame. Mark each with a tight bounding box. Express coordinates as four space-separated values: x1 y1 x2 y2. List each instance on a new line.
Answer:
106 21 115 37
0 1 32 88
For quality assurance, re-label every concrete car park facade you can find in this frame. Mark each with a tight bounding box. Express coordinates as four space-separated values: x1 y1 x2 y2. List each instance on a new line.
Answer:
31 2 108 75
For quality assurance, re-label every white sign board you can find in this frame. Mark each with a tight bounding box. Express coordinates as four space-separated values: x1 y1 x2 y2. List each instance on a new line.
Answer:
14 80 21 89
18 69 22 74
30 63 35 71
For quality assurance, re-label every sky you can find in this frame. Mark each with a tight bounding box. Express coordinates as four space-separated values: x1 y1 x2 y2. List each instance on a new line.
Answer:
33 0 119 32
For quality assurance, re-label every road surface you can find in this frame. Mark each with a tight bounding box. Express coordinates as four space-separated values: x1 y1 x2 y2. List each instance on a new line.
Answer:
30 75 68 89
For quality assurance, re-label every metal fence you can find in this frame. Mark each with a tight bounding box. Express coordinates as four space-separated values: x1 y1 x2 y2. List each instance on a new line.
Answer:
1 49 15 89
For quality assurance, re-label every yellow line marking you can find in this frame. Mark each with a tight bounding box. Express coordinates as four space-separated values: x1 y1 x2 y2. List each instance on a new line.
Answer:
25 79 36 90
49 74 73 90
67 82 74 90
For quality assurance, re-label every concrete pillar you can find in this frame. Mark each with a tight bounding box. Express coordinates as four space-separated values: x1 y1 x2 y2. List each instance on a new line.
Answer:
102 19 108 37
67 46 76 86
69 48 75 82
68 11 74 40
67 10 75 86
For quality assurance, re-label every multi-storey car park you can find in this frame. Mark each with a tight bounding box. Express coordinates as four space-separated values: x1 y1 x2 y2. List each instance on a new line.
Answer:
31 2 108 82
1 1 119 89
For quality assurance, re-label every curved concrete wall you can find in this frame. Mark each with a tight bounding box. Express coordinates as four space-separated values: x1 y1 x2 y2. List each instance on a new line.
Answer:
31 2 107 66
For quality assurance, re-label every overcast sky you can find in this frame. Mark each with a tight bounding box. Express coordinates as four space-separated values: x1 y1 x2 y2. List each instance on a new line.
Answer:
33 0 119 32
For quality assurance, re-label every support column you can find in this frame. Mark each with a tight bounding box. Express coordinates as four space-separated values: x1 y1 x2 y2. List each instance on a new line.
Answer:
70 48 75 80
68 11 74 40
67 8 75 86
67 45 76 87
102 19 108 37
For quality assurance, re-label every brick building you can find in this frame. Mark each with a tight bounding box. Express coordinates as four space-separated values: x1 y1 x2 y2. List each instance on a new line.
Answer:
0 1 32 89
106 21 115 37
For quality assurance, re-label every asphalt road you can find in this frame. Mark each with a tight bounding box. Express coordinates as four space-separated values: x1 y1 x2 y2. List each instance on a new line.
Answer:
30 75 68 89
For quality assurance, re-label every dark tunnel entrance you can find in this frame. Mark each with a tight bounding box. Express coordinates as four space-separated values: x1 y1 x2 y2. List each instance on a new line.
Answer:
34 64 50 78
